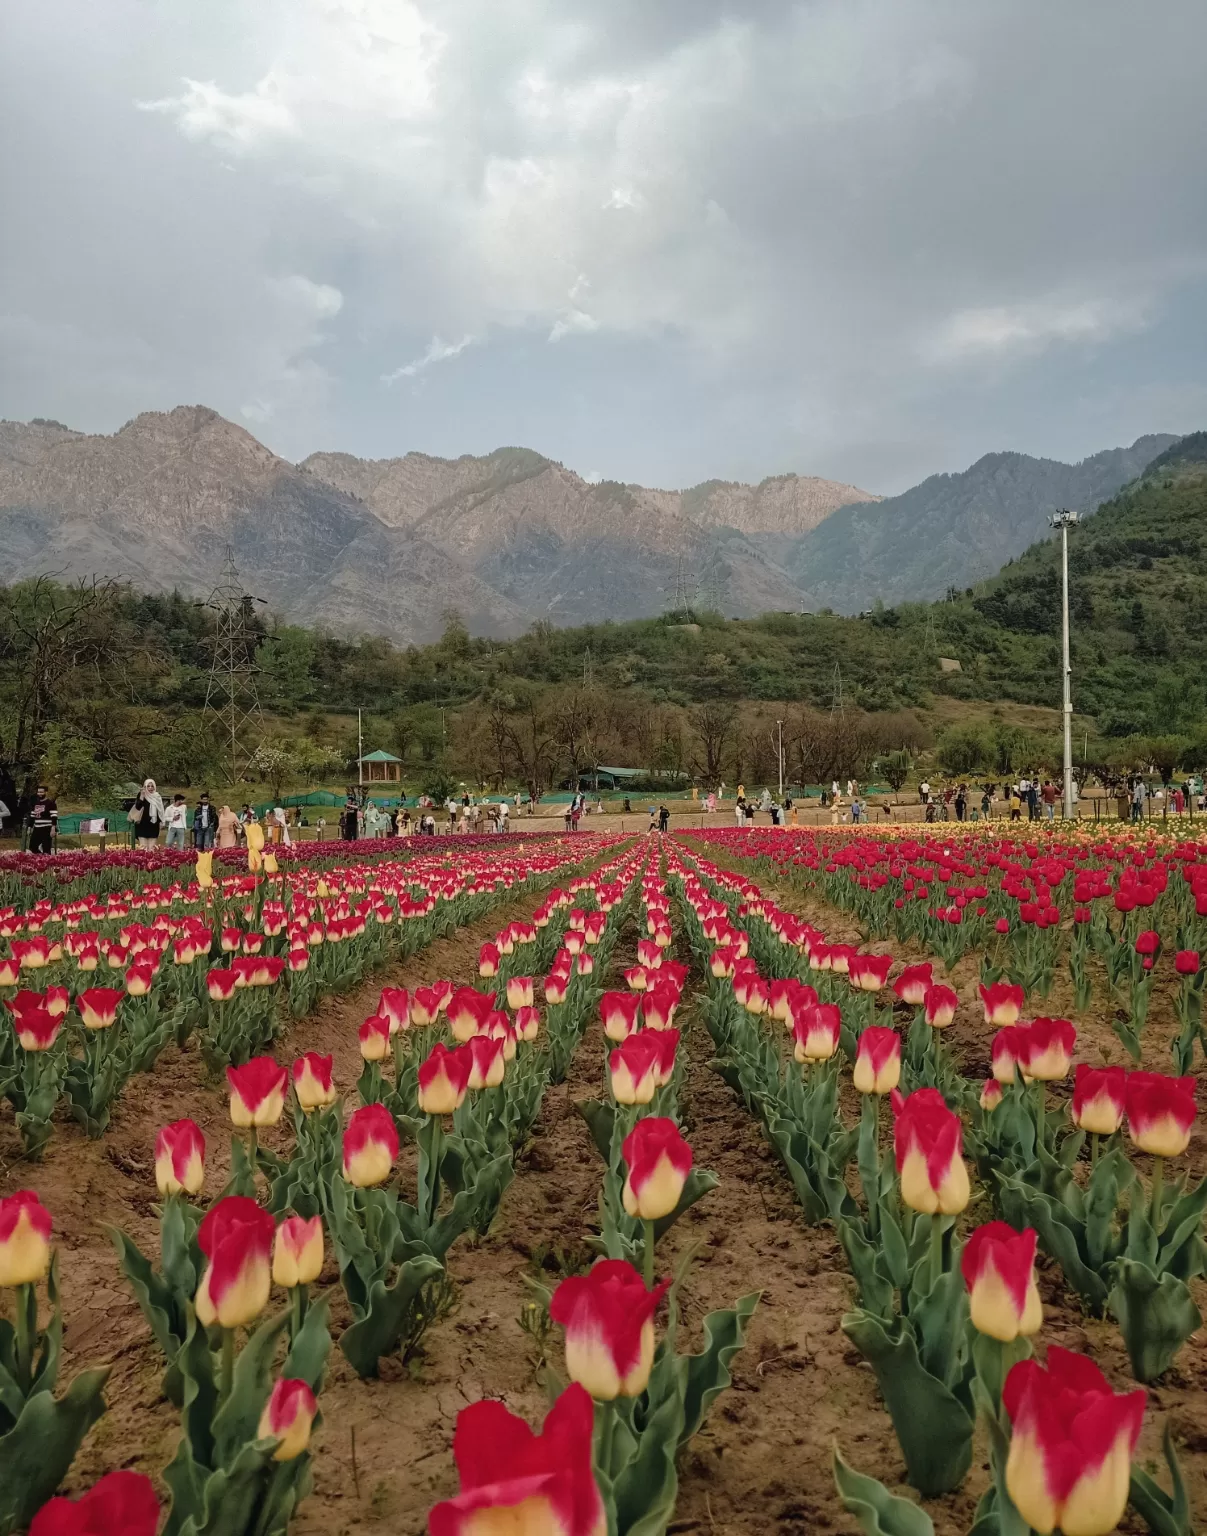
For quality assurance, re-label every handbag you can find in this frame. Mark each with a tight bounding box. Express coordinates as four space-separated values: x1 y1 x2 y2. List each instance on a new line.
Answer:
126 802 141 824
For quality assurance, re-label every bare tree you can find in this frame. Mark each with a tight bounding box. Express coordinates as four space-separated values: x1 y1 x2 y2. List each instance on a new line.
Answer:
688 701 735 784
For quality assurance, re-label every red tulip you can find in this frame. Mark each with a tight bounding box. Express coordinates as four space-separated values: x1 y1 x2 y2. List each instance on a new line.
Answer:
600 991 641 1043
1126 1072 1196 1157
378 985 410 1033
792 1002 841 1062
893 963 934 1006
544 970 568 1005
43 985 70 1018
980 1079 1003 1112
624 964 649 992
1003 1347 1145 1536
417 1041 472 1115
609 1033 661 1106
343 1102 399 1186
410 985 442 1027
1071 1064 1127 1136
506 975 535 1010
641 983 679 1032
155 1118 206 1196
892 1087 970 1215
14 1005 61 1052
358 1014 391 1063
258 1378 318 1461
852 1027 901 1095
850 953 893 992
923 983 958 1029
29 1470 160 1536
447 986 492 1041
0 1189 52 1285
622 1117 692 1220
1175 950 1200 976
550 1260 670 1400
980 981 1024 1026
514 1005 541 1042
273 1214 323 1287
991 1025 1030 1085
961 1221 1042 1341
1134 930 1161 957
478 942 500 978
428 1383 604 1536
467 1035 506 1090
292 1052 336 1112
206 968 238 1002
195 1196 274 1327
1022 1018 1076 1082
227 1056 288 1127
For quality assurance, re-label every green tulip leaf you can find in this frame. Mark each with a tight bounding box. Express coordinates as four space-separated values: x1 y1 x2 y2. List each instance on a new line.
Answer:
338 1254 444 1378
0 1365 110 1533
1109 1260 1201 1383
832 1448 936 1536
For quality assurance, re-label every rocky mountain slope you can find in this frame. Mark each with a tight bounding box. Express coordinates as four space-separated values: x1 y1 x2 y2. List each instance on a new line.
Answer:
0 405 1178 640
785 435 1178 613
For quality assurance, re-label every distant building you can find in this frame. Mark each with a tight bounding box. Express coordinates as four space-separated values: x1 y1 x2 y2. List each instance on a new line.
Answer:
558 765 645 791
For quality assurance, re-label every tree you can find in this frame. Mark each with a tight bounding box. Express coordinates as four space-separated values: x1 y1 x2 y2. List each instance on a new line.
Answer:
503 696 557 804
688 702 734 784
935 723 992 777
250 740 299 802
878 749 913 801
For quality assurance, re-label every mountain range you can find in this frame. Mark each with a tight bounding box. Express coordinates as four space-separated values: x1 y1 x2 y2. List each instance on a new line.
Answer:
0 406 1178 641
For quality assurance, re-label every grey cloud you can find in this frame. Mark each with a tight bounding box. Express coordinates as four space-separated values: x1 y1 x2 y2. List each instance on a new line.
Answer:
2 0 1206 493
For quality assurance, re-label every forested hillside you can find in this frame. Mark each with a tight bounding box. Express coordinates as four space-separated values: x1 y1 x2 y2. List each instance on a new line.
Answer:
2 439 1205 807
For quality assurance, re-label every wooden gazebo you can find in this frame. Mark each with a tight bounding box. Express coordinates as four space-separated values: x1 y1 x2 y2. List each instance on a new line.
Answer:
360 749 402 783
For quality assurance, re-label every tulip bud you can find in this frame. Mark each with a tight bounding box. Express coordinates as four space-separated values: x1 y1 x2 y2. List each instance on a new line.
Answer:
1126 1071 1195 1157
257 1378 318 1461
358 1014 392 1062
0 1190 52 1286
991 1025 1030 1085
543 970 567 1005
980 981 1024 1026
893 1087 970 1215
27 1470 161 1536
550 1260 670 1400
447 986 491 1041
410 986 441 1028
273 1214 324 1287
852 1027 901 1095
467 1035 506 1090
1175 949 1201 976
206 968 238 1002
624 965 649 991
15 1005 61 1052
513 1005 541 1042
478 943 499 978
609 1034 660 1106
850 954 893 992
621 1117 692 1220
1071 1064 1126 1135
600 991 641 1042
227 1057 288 1127
155 1119 206 1196
428 1384 604 1536
342 1102 399 1187
961 1222 1042 1341
378 986 410 1033
923 984 958 1029
194 1196 274 1328
980 1079 1003 1112
292 1052 336 1112
1003 1347 1145 1536
505 976 534 1010
1023 1017 1076 1082
893 964 934 1007
417 1041 472 1116
792 1002 841 1063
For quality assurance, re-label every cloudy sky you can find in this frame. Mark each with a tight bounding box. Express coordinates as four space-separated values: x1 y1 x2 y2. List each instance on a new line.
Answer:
4 0 1207 493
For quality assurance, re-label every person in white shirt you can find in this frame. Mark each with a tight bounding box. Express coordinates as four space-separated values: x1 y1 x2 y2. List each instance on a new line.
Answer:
164 794 189 851
0 798 9 832
498 799 509 831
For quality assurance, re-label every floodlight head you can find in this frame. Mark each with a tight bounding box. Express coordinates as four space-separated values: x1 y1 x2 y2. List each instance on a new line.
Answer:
1050 508 1079 528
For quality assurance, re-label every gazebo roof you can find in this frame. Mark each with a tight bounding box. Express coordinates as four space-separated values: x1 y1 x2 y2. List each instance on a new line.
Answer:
361 749 401 762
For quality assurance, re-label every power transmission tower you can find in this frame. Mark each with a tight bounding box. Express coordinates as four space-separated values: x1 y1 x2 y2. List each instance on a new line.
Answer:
830 660 846 718
583 646 594 687
201 545 266 786
674 556 695 621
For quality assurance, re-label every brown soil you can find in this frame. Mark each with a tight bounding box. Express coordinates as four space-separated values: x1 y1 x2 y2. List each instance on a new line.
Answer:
5 838 1207 1536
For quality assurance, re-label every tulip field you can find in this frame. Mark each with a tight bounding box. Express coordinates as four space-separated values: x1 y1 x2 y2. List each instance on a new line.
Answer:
3 825 1207 1535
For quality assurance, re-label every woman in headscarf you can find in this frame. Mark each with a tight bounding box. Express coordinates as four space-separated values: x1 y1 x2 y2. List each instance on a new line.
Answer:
269 806 292 846
131 778 166 850
217 803 241 849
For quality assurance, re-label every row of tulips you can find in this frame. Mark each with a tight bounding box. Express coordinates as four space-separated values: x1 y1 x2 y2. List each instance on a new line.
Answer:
665 841 1194 1536
689 823 1207 1068
0 837 621 1155
432 850 758 1536
0 838 642 1533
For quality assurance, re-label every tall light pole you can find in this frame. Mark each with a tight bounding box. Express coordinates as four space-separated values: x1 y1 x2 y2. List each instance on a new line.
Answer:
1050 510 1078 819
776 719 784 799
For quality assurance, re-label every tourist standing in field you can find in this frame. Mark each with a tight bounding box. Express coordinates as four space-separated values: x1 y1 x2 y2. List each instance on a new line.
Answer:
131 779 165 850
164 793 189 850
217 804 240 847
1132 778 1147 823
28 785 57 853
193 793 217 850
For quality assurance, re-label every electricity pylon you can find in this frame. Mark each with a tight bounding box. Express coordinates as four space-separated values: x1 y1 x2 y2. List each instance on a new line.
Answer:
201 545 266 786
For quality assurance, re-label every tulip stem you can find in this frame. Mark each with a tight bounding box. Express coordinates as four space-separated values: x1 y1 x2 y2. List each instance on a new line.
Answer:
14 1283 35 1394
642 1220 656 1290
1090 1132 1100 1172
929 1215 944 1281
1150 1156 1165 1230
220 1327 236 1406
1033 1081 1045 1145
596 1400 617 1479
290 1283 307 1341
248 1126 258 1174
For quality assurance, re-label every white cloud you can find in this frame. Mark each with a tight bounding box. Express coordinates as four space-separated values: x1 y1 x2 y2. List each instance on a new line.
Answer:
138 74 297 149
549 309 600 342
273 275 344 320
382 333 476 382
925 294 1152 364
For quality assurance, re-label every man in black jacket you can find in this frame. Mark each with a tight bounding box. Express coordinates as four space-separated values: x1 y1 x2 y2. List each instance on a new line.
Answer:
28 785 57 854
